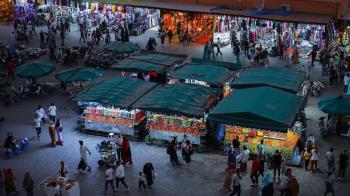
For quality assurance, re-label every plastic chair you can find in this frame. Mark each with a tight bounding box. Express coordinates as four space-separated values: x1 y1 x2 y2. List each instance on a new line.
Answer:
5 149 14 159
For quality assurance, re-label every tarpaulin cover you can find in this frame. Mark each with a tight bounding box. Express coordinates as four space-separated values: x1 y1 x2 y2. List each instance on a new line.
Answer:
318 96 350 115
232 67 305 93
15 61 55 78
132 83 220 117
171 64 235 86
130 53 186 66
208 86 303 131
112 60 167 73
74 77 158 108
191 58 242 71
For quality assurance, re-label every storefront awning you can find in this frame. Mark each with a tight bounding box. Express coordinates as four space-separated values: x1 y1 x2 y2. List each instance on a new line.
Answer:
171 64 235 86
74 77 158 108
318 96 350 115
112 60 167 73
132 83 220 118
84 0 332 24
232 67 305 93
208 87 303 132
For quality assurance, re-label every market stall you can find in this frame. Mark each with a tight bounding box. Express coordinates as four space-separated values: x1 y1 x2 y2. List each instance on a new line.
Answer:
162 10 213 43
74 77 158 136
232 67 305 94
40 176 80 196
132 83 220 145
15 0 36 21
208 86 304 162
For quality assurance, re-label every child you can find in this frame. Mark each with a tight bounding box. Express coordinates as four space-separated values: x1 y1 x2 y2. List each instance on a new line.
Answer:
138 171 146 190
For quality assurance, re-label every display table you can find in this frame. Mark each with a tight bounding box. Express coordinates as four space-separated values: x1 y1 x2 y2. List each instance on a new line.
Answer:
85 120 134 136
149 129 201 144
40 177 80 196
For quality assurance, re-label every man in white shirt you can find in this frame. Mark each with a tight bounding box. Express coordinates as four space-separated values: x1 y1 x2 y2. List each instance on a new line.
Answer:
239 146 250 172
33 114 42 140
48 103 57 122
115 161 129 191
104 165 116 193
79 140 91 172
231 168 241 196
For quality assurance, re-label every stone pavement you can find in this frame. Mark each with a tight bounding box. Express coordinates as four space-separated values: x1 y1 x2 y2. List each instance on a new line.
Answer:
0 23 349 196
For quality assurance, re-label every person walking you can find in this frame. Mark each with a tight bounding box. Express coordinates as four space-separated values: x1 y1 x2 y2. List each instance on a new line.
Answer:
6 61 15 80
230 168 241 196
311 47 317 66
36 105 46 125
329 66 336 87
223 166 233 191
338 150 348 180
4 169 18 195
261 173 274 196
160 30 165 45
216 38 223 56
48 121 56 147
138 171 146 190
310 145 319 172
227 144 239 170
115 161 129 191
22 172 34 196
48 103 57 122
239 146 250 172
79 140 91 172
103 165 116 194
33 114 42 140
279 42 284 60
143 162 154 189
250 154 260 186
55 119 63 145
286 168 299 196
326 148 335 172
121 136 132 166
324 172 336 196
272 150 282 180
258 155 265 178
233 42 240 64
257 140 265 156
303 150 312 171
167 29 173 45
183 140 193 165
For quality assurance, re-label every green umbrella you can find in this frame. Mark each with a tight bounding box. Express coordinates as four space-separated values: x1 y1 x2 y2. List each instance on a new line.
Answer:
104 41 140 54
55 67 103 83
16 61 55 78
318 96 350 115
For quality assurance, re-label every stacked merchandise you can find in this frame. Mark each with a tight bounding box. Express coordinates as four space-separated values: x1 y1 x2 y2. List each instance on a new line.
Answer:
84 106 137 127
0 0 14 24
224 125 299 159
126 7 159 36
147 114 205 136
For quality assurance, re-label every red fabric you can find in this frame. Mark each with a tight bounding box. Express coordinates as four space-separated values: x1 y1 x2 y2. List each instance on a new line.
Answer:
251 159 260 173
7 62 14 72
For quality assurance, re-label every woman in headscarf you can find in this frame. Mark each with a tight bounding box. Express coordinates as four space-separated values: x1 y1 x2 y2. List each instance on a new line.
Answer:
55 119 63 145
143 162 154 189
4 168 18 194
121 136 132 165
261 173 274 196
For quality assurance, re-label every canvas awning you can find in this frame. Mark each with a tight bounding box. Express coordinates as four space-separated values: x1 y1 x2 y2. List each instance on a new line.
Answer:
129 53 187 66
191 58 242 71
208 87 303 131
318 96 350 115
132 83 220 118
232 67 305 93
171 64 235 86
74 77 158 108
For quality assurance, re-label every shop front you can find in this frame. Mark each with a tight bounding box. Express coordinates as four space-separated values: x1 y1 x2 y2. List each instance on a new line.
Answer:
74 77 158 137
213 15 326 59
161 10 213 44
209 86 304 163
133 83 220 145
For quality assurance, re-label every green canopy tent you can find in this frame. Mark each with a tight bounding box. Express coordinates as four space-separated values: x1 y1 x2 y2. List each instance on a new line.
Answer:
132 83 220 118
232 67 305 93
191 58 242 71
15 61 55 78
112 59 167 74
104 41 140 54
129 53 187 66
55 67 103 83
170 64 235 87
208 86 303 131
318 96 350 115
74 77 158 108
